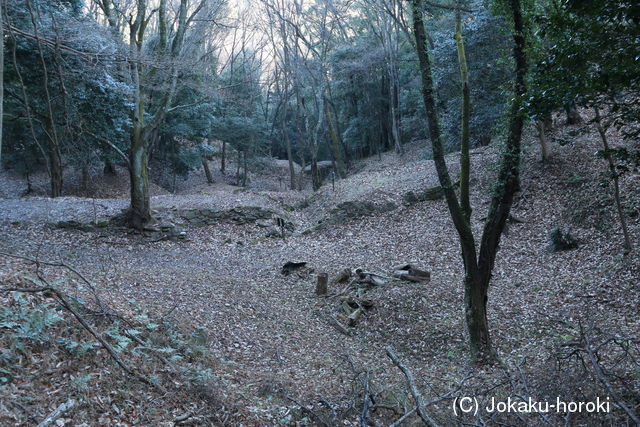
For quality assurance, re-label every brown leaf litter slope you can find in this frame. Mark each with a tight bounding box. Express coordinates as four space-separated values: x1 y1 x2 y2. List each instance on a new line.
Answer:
0 121 638 424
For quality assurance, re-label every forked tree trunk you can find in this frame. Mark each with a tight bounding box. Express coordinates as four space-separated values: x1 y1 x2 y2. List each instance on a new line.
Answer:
411 0 527 362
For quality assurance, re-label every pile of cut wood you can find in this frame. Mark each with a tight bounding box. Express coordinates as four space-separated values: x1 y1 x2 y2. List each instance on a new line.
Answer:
315 264 430 333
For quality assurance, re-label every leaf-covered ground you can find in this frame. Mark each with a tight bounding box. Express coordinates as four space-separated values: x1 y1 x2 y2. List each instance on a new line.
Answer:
1 115 638 425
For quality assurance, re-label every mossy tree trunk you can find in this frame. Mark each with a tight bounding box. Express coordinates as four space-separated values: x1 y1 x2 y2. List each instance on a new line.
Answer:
455 8 471 222
411 0 527 362
124 0 192 229
128 112 151 229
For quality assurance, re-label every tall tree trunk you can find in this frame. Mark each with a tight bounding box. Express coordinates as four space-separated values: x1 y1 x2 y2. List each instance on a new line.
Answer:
536 121 550 162
124 0 192 229
127 48 150 227
594 108 632 255
384 17 403 156
220 140 226 174
27 0 63 197
285 131 296 190
298 155 306 191
202 158 214 184
0 0 3 168
235 149 241 185
282 91 297 190
542 110 553 130
49 140 63 198
311 86 325 191
455 8 471 222
81 165 89 191
242 150 248 187
325 100 346 178
128 126 151 230
475 0 528 360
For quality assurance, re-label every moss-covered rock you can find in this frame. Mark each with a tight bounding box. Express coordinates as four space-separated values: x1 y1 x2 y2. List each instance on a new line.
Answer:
548 227 579 252
403 186 444 205
317 200 397 228
178 206 294 231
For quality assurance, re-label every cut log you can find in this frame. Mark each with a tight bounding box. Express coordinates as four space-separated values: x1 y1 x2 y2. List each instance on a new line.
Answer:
347 308 364 327
316 273 328 295
392 265 430 283
334 268 352 283
327 315 351 336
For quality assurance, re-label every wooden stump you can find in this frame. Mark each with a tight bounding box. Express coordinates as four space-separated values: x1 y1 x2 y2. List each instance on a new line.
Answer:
316 273 328 295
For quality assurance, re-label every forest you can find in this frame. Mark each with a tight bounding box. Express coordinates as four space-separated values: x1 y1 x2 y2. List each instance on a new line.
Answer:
0 0 638 425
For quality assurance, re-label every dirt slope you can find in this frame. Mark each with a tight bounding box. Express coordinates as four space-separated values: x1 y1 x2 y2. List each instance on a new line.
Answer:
0 117 638 425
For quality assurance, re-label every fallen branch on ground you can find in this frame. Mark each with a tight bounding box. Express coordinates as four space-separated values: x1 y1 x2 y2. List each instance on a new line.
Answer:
581 326 640 424
36 398 76 427
385 346 440 427
327 314 352 336
359 371 372 427
389 407 417 427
